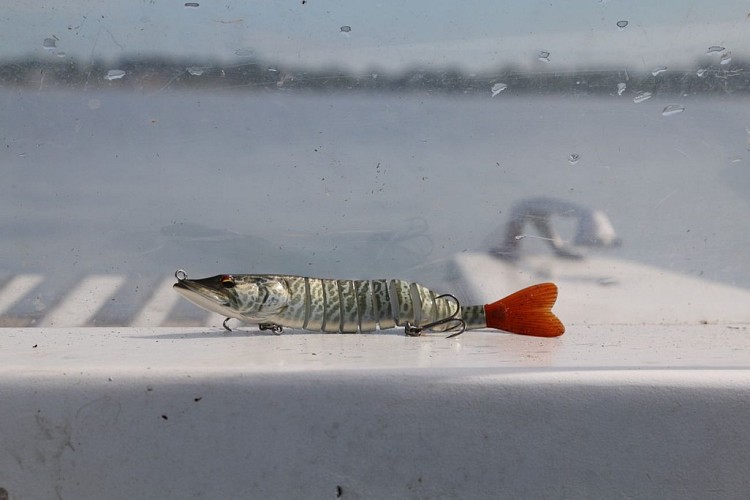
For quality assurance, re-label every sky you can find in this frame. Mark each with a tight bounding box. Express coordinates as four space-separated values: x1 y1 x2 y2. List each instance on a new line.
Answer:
2 1 750 73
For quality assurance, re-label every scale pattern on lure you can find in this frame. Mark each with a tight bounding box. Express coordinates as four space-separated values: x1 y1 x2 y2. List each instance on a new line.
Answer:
173 270 565 338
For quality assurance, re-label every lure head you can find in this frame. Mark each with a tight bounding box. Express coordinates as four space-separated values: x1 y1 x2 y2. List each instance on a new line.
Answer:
173 270 290 322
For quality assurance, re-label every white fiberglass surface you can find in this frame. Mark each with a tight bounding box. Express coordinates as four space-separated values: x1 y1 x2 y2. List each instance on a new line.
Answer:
1 1 749 327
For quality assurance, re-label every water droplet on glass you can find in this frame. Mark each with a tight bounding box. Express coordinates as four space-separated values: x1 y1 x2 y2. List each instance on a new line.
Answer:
617 82 626 95
186 66 204 76
538 51 551 63
568 154 581 165
491 83 507 97
633 91 652 103
661 104 685 117
720 52 732 65
651 66 667 76
597 277 619 286
706 45 725 54
234 48 254 57
42 38 57 51
104 69 126 81
234 49 255 57
56 51 67 59
184 2 200 8
696 68 707 77
616 20 628 29
340 25 352 33
267 67 279 72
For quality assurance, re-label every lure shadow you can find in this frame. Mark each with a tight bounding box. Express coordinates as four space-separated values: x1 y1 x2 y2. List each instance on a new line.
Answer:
132 329 280 340
133 328 408 340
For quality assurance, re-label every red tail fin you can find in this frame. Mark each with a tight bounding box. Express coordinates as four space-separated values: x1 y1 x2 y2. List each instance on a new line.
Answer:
484 283 564 337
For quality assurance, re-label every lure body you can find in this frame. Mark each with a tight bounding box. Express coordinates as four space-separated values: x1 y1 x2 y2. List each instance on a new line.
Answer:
173 271 564 337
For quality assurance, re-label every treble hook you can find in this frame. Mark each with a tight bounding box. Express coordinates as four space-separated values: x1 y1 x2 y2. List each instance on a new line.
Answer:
259 323 284 335
222 317 233 332
403 294 466 339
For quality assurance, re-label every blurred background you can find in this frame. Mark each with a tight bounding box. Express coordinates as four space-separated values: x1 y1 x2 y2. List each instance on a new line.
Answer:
1 1 749 327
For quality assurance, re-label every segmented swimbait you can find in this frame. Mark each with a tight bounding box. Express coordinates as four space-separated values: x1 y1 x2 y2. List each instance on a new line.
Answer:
173 270 564 338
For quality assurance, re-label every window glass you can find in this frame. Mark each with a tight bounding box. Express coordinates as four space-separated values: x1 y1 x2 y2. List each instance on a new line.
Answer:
2 1 749 327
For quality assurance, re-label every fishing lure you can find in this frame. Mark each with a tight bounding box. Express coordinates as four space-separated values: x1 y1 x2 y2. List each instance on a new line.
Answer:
173 270 564 338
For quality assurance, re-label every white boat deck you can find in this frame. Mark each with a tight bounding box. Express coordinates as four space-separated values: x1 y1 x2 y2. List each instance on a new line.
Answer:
1 323 749 499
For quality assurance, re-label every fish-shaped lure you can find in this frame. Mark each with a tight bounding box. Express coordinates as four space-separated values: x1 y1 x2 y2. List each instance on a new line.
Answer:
173 270 564 338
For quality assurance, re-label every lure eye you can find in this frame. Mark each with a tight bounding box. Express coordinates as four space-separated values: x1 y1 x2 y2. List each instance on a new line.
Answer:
219 275 236 289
